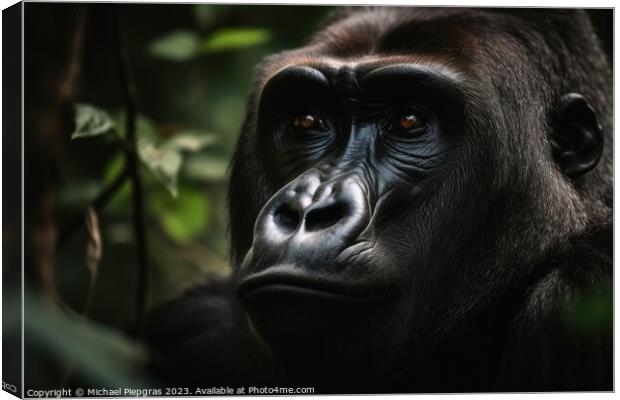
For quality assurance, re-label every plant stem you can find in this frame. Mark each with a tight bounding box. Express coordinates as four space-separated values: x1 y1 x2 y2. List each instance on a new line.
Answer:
58 167 129 247
113 5 149 337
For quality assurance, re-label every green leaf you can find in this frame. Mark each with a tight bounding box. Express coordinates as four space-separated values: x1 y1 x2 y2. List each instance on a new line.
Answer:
71 104 115 139
138 131 216 197
148 30 199 61
138 141 182 198
200 28 271 53
182 154 229 182
163 131 217 152
148 187 209 244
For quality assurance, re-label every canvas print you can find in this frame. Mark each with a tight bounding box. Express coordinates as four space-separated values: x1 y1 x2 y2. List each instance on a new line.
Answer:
2 3 613 396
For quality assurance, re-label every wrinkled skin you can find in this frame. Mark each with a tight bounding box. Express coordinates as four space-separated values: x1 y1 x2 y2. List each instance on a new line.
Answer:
147 8 612 393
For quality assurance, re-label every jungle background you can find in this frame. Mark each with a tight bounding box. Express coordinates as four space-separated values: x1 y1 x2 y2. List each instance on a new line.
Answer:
3 3 612 392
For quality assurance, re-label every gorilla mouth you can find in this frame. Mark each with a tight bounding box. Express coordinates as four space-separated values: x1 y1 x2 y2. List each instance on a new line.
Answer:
237 266 378 303
240 284 374 305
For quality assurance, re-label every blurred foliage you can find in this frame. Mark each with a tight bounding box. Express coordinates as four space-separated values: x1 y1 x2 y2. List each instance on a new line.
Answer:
74 106 217 197
149 187 210 244
137 130 216 197
149 27 272 61
201 28 272 53
148 31 200 61
20 292 152 389
24 2 331 391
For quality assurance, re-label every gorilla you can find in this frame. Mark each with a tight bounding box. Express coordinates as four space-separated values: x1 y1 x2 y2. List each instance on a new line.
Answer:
147 7 612 393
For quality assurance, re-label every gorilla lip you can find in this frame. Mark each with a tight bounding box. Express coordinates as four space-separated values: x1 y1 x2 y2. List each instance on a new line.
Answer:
236 266 378 302
240 284 374 305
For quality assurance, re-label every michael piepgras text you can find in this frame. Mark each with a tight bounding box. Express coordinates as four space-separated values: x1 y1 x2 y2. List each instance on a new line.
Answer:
26 386 315 397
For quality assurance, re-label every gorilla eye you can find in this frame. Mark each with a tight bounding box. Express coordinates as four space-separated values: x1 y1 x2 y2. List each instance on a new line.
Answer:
387 112 426 133
291 114 327 131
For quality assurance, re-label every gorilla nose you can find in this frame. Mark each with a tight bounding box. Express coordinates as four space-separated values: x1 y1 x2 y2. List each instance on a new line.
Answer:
273 201 346 233
305 203 347 231
252 173 370 259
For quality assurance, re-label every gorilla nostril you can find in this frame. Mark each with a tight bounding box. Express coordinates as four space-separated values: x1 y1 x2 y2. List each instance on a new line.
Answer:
305 203 347 232
273 205 301 233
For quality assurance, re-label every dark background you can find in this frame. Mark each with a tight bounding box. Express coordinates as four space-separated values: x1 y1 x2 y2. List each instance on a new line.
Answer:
10 4 611 390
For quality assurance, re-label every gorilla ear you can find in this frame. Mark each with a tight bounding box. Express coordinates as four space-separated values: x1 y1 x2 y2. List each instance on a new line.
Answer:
552 93 603 178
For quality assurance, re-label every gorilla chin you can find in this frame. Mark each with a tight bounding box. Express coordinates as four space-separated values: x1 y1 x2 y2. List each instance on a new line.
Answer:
240 270 397 383
237 256 400 377
236 261 392 340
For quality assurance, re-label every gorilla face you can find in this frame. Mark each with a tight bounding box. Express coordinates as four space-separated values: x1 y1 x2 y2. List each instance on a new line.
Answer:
229 8 606 380
234 61 490 373
238 65 463 278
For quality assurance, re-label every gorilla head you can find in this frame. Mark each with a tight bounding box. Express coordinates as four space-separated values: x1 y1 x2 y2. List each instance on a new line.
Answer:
149 7 612 392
